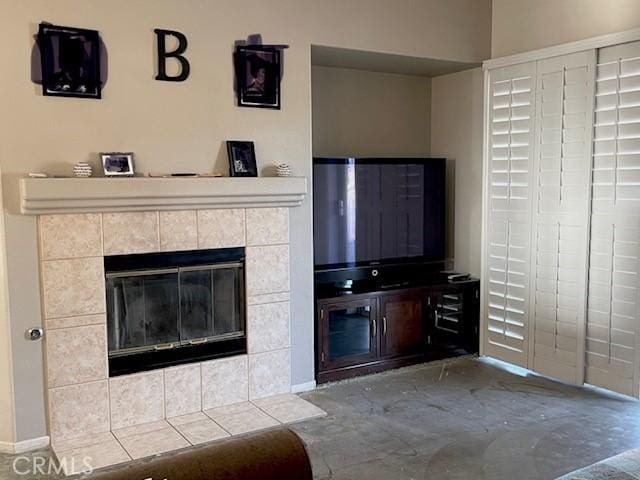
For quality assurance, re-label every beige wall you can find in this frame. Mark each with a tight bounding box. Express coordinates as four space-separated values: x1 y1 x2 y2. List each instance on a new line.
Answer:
0 0 491 441
492 0 640 57
430 68 484 277
312 66 431 157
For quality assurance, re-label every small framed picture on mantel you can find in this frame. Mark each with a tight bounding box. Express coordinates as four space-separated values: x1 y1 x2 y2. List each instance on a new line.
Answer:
226 141 258 177
101 152 135 176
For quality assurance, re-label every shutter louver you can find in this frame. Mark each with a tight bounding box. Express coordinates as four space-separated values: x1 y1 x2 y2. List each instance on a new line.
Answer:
530 51 596 385
586 41 640 396
484 63 536 367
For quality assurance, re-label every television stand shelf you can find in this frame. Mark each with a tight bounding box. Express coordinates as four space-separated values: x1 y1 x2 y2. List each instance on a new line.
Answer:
315 276 480 384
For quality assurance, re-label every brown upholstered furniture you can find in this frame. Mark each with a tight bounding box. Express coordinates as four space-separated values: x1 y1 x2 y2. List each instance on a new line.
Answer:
90 428 312 480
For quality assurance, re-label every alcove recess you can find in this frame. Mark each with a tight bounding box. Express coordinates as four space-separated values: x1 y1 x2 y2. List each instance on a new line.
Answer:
310 44 482 269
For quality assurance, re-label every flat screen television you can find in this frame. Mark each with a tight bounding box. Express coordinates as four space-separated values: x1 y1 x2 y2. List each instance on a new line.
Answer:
313 157 446 278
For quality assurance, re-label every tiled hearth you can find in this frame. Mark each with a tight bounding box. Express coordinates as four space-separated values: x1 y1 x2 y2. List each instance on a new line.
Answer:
36 207 325 475
53 394 325 475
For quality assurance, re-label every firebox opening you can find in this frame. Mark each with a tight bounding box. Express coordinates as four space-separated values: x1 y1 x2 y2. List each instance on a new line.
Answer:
105 247 247 377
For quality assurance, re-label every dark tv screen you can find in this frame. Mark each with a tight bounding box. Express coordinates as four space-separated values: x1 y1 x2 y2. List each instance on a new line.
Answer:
313 158 446 270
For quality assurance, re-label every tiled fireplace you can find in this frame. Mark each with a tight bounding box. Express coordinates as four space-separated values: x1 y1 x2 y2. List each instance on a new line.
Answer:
36 205 323 474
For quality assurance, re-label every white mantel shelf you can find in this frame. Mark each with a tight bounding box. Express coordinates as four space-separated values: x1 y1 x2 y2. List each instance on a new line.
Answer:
20 176 308 215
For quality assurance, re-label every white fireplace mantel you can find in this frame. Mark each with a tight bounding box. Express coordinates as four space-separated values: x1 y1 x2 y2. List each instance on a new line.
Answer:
19 176 308 215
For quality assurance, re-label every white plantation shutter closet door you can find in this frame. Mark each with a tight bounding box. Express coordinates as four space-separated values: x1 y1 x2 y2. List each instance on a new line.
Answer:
483 62 536 367
587 41 640 396
529 51 596 385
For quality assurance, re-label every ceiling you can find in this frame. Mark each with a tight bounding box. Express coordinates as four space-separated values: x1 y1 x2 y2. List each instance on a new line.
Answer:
311 45 480 78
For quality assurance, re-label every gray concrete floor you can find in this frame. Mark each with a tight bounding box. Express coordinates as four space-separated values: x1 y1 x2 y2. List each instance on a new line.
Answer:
293 357 640 479
2 357 640 479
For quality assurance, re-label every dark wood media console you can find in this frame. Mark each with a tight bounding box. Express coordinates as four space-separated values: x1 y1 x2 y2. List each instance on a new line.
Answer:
315 276 480 384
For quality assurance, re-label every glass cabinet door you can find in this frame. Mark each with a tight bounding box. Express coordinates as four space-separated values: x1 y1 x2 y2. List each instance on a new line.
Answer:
321 298 378 369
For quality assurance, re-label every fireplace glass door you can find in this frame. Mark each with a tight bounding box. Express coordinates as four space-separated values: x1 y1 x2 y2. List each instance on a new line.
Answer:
106 262 245 356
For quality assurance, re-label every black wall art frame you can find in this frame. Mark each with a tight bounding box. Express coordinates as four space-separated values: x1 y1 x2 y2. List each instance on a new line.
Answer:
226 141 258 177
38 23 101 99
234 46 280 109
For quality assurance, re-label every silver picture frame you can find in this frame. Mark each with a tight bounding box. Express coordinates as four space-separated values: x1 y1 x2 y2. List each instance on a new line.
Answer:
101 152 135 176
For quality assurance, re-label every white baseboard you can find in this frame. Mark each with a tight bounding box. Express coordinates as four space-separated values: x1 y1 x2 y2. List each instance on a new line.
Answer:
291 380 316 393
0 436 50 454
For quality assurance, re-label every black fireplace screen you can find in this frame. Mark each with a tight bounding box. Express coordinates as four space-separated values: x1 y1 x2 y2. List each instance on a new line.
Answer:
105 248 246 376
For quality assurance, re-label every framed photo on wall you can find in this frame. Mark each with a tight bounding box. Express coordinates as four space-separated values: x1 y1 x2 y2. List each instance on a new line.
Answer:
38 23 101 99
226 141 258 177
234 46 280 109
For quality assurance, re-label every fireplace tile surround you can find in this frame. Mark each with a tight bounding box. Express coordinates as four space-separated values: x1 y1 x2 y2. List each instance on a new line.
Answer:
35 206 323 473
164 364 202 418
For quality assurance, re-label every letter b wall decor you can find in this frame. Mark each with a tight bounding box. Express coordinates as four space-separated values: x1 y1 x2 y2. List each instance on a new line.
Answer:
154 28 190 82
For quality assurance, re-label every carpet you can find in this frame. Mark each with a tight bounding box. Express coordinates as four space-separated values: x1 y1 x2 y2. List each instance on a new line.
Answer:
557 449 640 479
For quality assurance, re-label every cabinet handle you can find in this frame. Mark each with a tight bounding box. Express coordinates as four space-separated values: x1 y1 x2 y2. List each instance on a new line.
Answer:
382 316 387 335
372 319 377 337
